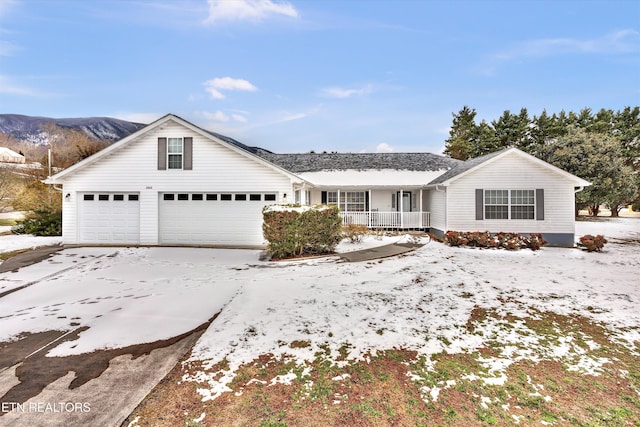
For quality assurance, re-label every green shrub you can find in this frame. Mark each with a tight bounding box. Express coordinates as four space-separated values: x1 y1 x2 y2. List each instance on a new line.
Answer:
263 204 342 259
12 209 62 236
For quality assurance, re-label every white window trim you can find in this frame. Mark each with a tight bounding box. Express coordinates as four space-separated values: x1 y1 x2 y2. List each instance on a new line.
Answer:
167 137 184 170
484 189 536 220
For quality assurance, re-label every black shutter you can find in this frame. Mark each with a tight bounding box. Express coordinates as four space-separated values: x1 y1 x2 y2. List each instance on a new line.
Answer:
183 137 193 170
158 137 167 170
365 191 370 211
536 189 545 220
321 191 327 204
475 189 484 220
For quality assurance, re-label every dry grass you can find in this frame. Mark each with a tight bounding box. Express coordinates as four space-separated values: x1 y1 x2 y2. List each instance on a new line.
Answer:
123 310 639 427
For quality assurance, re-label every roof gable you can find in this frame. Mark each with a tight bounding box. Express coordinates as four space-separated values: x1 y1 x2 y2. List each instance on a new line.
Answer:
428 147 591 187
46 114 301 183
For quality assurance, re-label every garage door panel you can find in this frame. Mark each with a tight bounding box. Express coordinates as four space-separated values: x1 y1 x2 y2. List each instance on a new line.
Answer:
159 192 275 246
78 193 140 244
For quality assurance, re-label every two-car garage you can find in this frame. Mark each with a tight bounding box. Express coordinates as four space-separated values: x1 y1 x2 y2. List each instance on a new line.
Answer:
77 191 278 246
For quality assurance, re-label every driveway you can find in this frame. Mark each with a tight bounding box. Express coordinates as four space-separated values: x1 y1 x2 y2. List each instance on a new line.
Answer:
0 247 253 427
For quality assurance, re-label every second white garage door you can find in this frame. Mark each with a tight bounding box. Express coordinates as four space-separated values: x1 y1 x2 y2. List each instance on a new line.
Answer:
158 192 278 246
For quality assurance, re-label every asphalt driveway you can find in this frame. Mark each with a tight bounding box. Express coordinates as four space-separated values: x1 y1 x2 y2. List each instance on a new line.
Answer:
0 247 249 427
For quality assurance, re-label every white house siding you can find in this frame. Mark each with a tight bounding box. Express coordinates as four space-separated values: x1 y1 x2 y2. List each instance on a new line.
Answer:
426 188 447 235
59 121 293 245
445 152 577 245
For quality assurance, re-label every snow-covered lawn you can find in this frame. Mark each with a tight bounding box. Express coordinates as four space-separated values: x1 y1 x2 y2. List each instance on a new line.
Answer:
0 234 62 253
0 219 638 408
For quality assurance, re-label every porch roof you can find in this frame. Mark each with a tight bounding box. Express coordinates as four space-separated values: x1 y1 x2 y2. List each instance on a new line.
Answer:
298 169 449 189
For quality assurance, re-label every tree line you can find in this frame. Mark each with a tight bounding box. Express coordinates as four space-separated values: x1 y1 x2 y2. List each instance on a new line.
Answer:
443 106 640 216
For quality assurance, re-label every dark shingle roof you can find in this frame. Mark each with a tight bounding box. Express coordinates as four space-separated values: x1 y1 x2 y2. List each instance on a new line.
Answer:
207 130 272 155
428 148 508 184
205 124 461 174
255 152 461 173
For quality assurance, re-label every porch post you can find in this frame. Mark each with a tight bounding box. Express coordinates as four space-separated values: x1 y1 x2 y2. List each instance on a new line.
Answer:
419 188 423 228
400 189 404 229
368 189 372 227
337 189 341 211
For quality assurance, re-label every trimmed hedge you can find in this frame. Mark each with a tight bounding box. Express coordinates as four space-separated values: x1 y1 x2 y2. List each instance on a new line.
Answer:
263 204 342 259
444 231 547 251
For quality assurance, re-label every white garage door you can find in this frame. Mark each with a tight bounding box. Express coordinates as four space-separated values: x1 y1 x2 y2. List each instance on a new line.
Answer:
78 193 140 244
159 192 278 246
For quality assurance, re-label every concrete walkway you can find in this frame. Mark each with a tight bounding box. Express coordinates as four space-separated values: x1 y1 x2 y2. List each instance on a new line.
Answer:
338 242 423 262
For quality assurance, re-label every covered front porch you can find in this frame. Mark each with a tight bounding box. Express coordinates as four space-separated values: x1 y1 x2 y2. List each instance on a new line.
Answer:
340 210 430 229
295 186 431 229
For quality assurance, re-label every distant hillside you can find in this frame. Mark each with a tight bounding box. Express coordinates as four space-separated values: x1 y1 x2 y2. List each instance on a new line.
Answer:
0 114 146 144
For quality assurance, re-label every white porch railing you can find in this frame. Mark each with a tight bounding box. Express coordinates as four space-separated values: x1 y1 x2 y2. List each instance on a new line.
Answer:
340 211 430 229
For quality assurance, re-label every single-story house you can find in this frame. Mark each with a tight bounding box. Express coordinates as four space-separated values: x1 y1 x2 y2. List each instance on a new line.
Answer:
0 147 26 164
45 114 590 247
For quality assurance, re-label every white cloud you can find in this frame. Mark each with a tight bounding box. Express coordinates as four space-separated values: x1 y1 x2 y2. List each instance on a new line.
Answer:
375 143 394 153
202 110 249 123
0 40 18 56
203 77 258 99
203 110 230 122
0 75 38 96
481 29 640 76
112 112 164 124
0 0 17 17
204 0 298 25
319 84 374 99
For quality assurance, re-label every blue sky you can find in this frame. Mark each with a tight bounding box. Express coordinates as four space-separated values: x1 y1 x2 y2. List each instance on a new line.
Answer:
1 0 638 153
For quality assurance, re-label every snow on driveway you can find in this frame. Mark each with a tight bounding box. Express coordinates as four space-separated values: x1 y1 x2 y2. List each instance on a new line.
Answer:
0 248 252 355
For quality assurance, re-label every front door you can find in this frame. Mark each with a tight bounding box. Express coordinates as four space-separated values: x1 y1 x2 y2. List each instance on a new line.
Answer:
395 191 412 212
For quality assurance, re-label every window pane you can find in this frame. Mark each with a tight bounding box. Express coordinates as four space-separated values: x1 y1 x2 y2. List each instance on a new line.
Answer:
177 194 189 201
168 154 182 169
235 194 247 201
327 191 338 204
163 194 175 201
84 194 94 201
206 194 217 201
250 194 261 201
128 194 139 201
511 206 535 219
113 194 124 201
264 194 276 201
511 190 534 205
221 194 232 201
167 138 182 154
192 194 203 201
343 191 366 212
485 190 508 205
485 205 509 219
99 194 109 201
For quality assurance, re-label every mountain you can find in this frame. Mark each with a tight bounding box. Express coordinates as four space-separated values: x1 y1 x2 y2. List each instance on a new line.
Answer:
0 114 146 144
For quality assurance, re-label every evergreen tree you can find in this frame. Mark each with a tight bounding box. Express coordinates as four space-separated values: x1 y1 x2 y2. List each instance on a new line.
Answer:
472 120 498 157
444 106 478 160
491 108 530 151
